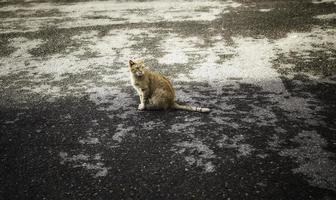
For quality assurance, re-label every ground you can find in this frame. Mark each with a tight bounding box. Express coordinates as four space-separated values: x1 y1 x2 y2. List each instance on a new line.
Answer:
0 0 336 199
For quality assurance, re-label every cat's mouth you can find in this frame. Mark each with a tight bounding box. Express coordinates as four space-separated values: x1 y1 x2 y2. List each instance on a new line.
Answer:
135 71 144 77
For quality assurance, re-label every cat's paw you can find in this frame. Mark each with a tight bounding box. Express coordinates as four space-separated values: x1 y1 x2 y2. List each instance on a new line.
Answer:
138 103 145 110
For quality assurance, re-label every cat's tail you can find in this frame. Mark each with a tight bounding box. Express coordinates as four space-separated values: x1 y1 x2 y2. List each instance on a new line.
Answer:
173 103 210 113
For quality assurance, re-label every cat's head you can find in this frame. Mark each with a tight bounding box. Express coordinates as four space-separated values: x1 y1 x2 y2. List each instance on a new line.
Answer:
129 60 145 77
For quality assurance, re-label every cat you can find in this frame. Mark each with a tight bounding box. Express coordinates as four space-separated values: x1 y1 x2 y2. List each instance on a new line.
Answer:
129 59 210 112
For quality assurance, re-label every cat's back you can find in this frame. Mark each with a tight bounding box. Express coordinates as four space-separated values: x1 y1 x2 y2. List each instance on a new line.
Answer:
149 71 175 95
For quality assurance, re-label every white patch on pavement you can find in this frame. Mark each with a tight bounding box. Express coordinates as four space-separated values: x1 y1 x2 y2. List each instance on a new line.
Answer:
112 124 135 143
280 131 336 191
312 0 336 4
59 152 109 178
314 13 336 20
174 137 216 173
217 134 255 157
259 8 273 12
189 36 284 93
0 0 241 33
0 38 42 76
79 137 100 145
275 27 336 60
158 34 204 64
0 28 148 101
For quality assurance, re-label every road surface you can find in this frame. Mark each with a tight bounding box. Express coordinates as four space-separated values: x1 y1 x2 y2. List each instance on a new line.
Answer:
1 0 336 199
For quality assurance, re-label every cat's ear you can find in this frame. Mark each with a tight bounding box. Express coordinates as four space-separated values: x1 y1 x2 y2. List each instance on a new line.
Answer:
129 60 135 66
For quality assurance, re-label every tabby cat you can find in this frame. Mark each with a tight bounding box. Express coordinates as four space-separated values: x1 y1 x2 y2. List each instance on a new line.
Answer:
129 60 210 112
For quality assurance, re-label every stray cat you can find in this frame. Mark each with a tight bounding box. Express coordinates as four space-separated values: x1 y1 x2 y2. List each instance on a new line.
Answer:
129 59 210 112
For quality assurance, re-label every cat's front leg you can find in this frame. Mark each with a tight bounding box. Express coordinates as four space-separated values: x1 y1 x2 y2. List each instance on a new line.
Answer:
138 88 149 110
138 103 145 110
138 93 145 110
136 88 145 110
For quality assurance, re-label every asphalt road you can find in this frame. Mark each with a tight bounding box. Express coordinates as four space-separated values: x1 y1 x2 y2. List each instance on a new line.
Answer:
0 0 336 199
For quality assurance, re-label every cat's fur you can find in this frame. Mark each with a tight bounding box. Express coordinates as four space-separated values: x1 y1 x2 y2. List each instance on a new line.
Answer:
129 59 210 112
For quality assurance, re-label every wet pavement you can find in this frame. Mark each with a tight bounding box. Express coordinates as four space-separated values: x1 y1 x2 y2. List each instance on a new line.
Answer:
0 0 336 199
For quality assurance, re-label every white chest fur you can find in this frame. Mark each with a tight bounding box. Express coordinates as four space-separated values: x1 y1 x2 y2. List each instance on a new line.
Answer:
130 74 142 94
